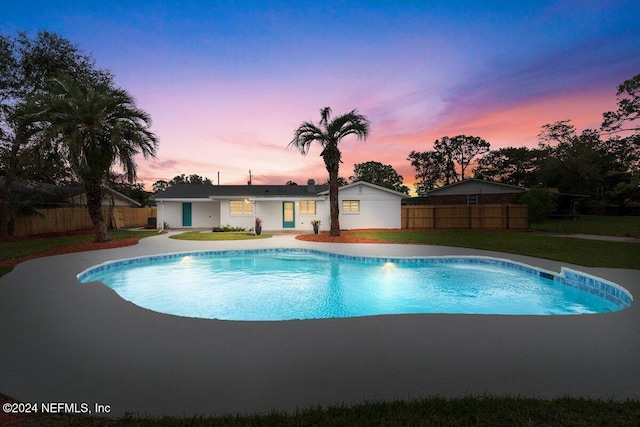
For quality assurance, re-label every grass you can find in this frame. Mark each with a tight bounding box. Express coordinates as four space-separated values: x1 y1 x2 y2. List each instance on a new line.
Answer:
345 229 640 269
0 229 163 278
1 224 640 425
3 396 640 426
533 215 640 237
169 231 272 240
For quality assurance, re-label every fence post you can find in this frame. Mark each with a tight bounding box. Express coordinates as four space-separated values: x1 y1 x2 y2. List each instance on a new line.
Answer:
506 205 510 229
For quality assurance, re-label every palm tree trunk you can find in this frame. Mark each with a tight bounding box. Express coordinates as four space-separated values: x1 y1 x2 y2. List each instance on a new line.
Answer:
328 166 341 236
0 138 23 237
85 180 109 242
0 178 12 237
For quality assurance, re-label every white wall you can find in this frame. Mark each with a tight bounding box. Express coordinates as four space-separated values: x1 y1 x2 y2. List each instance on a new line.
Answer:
219 200 254 230
255 200 323 232
193 201 220 227
157 184 403 231
159 201 220 229
336 184 403 229
255 201 281 230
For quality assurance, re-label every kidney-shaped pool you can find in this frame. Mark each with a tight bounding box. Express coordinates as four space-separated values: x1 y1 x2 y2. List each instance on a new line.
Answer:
77 249 633 320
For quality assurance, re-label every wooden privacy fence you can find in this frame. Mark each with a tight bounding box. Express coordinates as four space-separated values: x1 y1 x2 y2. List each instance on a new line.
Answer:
13 206 157 236
401 204 528 230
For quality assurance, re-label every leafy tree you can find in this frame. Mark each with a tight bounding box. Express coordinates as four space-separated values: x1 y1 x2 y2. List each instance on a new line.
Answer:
350 161 409 194
407 150 445 195
168 174 213 186
318 176 349 186
434 135 490 182
285 180 298 185
602 73 640 135
37 77 157 242
109 173 150 206
600 73 640 207
609 176 640 207
0 30 112 236
289 107 370 236
474 147 542 187
537 120 632 210
517 187 557 224
151 174 213 194
408 134 490 195
152 179 169 193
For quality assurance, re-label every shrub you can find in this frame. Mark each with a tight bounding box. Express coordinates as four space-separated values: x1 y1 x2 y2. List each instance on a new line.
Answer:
212 225 246 232
517 188 557 224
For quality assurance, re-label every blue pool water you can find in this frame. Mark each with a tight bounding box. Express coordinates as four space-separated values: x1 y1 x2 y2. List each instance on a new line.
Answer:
77 249 632 320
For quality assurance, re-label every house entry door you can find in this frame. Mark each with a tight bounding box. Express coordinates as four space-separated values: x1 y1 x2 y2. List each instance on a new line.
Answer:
182 202 192 226
282 202 295 228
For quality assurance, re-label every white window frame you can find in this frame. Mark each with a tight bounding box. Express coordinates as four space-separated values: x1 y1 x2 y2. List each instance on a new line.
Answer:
299 200 316 215
342 200 360 213
229 200 254 215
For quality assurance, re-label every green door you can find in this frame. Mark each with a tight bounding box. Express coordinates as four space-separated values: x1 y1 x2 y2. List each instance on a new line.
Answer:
182 202 192 226
282 201 295 228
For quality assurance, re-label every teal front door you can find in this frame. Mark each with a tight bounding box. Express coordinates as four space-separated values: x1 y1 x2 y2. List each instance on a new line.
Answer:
182 202 192 226
282 202 295 228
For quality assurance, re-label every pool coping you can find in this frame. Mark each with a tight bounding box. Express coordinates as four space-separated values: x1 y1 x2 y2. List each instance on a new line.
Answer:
1 232 640 418
77 248 633 314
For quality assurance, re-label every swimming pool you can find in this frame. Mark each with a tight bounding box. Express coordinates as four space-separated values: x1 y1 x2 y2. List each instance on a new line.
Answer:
77 249 632 320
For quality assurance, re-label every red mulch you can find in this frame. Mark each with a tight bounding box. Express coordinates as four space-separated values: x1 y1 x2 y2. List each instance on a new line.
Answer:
0 228 96 242
0 236 142 267
296 230 394 244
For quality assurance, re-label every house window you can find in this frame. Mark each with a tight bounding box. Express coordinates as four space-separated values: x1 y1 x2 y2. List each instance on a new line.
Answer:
229 200 254 215
299 200 316 215
467 194 478 204
342 200 360 213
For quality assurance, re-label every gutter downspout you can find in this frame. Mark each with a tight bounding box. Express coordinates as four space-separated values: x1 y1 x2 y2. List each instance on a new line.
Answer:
252 200 257 235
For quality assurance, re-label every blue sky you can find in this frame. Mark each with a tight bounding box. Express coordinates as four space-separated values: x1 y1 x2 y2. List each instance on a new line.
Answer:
2 1 639 189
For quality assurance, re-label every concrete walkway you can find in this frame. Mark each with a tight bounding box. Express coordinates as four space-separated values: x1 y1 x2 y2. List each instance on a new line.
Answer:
551 233 640 243
1 232 640 418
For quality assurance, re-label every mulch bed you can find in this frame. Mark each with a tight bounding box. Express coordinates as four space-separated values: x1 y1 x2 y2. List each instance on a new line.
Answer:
296 230 393 244
0 234 142 267
0 228 96 242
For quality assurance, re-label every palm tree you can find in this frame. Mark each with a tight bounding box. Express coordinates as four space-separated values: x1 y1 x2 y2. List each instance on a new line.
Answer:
39 77 158 242
289 107 370 236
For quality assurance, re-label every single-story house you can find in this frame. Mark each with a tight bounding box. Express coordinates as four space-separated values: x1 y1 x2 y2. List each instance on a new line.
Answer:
405 179 527 205
151 180 408 232
67 187 142 207
0 178 140 208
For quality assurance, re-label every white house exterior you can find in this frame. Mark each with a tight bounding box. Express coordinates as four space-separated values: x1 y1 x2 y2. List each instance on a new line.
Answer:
326 181 406 229
151 180 407 232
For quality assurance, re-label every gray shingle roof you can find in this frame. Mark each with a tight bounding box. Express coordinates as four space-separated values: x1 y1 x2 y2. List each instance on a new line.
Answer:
151 184 330 200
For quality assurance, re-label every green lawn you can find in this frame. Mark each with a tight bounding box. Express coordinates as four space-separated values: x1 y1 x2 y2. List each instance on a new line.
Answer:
1 226 639 425
533 215 640 237
169 231 271 241
346 230 640 269
0 229 163 277
6 396 640 426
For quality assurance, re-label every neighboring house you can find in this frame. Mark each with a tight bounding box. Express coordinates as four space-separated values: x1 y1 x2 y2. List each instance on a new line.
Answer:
406 179 527 205
67 187 142 207
151 180 408 231
0 179 142 208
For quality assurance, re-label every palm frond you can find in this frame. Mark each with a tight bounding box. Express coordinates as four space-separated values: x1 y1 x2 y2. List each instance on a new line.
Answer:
288 122 327 155
36 75 158 184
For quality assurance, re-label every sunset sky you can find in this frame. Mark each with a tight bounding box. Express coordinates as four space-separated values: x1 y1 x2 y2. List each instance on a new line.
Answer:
2 1 639 191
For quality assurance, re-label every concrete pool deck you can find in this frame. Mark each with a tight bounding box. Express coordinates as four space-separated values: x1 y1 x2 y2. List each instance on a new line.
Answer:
1 232 639 418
